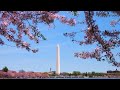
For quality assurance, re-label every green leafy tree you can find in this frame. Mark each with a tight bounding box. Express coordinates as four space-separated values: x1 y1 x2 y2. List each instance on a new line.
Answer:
2 66 8 72
91 71 96 76
82 72 87 77
72 71 81 76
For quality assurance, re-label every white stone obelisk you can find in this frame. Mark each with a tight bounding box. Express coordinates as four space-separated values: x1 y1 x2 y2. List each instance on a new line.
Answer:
56 44 60 75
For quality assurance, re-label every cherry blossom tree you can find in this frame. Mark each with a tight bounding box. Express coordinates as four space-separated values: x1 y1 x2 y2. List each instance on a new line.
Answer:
0 11 76 53
64 11 120 67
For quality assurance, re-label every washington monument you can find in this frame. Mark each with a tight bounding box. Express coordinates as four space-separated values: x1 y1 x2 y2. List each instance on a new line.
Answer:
56 44 60 75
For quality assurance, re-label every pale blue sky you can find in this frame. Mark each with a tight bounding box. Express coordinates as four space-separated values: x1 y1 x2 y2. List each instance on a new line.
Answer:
0 11 120 73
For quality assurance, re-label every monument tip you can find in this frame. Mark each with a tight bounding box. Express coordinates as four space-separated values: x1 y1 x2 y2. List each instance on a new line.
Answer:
57 44 59 47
